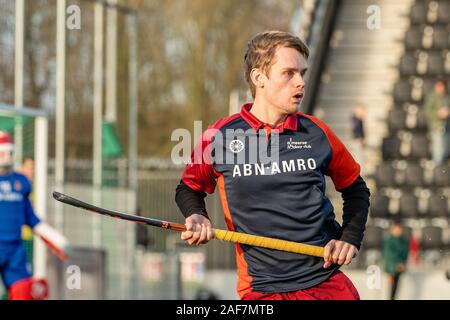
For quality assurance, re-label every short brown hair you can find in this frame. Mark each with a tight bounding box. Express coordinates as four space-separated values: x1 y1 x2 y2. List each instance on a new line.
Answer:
244 31 309 98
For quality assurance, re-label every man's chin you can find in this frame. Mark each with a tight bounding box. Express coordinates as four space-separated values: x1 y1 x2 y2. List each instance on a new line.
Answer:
274 101 300 114
287 102 300 113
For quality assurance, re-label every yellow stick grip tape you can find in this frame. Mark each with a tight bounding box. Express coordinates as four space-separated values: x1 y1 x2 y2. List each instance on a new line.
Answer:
213 229 324 258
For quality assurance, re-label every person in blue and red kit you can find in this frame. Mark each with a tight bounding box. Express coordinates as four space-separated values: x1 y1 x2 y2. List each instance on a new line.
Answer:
175 31 370 300
0 131 68 300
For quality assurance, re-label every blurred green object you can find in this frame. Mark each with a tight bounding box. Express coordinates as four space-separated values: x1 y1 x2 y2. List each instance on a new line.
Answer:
102 121 124 187
0 115 32 131
102 121 123 159
0 116 15 131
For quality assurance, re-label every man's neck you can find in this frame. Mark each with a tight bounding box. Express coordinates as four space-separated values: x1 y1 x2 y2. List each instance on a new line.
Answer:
250 98 288 128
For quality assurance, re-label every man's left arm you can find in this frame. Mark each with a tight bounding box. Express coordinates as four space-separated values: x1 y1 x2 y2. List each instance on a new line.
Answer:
312 118 370 268
323 176 370 268
338 176 370 250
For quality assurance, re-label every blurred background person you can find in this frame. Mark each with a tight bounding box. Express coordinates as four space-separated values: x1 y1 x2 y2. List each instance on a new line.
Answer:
350 104 366 169
382 219 410 300
0 131 68 299
20 157 35 182
423 79 449 165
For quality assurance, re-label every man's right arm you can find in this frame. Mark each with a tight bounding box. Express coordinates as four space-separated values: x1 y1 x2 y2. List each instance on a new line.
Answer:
175 127 219 245
175 180 208 219
175 181 213 245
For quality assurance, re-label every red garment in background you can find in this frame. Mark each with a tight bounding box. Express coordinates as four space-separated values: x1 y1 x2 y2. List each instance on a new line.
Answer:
409 236 420 265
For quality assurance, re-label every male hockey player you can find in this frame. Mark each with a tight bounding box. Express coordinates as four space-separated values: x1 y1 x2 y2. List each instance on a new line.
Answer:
175 31 370 300
0 131 68 300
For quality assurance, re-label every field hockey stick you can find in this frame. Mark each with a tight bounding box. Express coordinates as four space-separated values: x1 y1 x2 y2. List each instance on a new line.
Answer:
52 191 324 257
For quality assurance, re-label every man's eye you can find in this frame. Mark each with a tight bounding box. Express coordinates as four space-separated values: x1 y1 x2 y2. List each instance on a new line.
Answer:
286 71 294 76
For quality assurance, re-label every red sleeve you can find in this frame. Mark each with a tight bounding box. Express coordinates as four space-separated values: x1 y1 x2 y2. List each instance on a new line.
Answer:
301 114 361 190
181 126 219 194
181 113 242 193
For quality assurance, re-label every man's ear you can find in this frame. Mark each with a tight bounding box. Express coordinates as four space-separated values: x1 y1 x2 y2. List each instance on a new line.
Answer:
250 68 266 88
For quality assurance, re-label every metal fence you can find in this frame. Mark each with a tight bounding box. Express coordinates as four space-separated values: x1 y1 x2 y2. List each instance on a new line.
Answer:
44 164 237 299
47 180 137 299
137 169 237 270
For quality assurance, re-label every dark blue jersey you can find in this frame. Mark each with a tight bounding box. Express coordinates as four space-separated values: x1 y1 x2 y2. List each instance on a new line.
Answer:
0 172 40 242
181 103 361 297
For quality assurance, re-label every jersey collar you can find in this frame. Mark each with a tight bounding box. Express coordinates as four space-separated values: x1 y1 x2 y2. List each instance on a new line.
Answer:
240 103 298 133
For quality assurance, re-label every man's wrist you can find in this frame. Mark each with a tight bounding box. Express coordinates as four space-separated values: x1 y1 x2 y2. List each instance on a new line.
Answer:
185 210 210 220
339 232 361 250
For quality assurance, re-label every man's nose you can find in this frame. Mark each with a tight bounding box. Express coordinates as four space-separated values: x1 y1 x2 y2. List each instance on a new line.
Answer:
294 73 305 88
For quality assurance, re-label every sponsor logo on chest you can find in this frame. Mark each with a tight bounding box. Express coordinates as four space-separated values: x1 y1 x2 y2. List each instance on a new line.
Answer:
0 181 23 201
287 138 312 150
232 158 317 177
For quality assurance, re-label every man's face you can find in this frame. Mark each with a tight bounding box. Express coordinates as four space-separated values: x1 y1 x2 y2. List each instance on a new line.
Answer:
260 46 307 114
0 150 13 168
